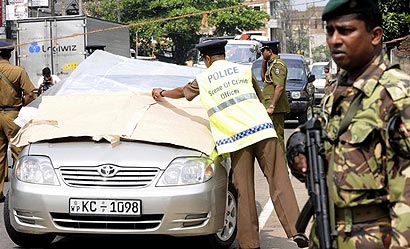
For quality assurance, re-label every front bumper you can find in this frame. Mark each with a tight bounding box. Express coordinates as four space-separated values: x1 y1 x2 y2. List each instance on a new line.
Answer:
7 169 228 237
289 100 308 114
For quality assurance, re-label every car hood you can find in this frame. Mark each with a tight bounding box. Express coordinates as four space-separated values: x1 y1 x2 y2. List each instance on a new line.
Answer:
286 81 306 91
27 140 203 170
313 78 326 89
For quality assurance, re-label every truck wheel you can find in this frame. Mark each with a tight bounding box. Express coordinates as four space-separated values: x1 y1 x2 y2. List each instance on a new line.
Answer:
205 183 238 249
4 194 56 248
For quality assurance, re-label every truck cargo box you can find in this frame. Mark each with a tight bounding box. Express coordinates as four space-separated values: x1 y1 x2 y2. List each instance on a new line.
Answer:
16 15 130 84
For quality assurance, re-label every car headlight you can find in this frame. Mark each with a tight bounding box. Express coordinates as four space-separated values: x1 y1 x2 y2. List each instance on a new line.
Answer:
291 91 301 99
15 156 60 185
157 157 214 186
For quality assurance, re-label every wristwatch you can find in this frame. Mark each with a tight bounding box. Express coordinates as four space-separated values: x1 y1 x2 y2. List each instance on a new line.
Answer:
160 89 166 97
268 104 275 109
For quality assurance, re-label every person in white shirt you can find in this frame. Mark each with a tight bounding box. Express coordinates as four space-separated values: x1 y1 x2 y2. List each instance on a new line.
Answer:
37 67 60 94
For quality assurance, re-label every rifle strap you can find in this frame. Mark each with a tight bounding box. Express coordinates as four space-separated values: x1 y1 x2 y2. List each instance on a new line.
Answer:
0 71 21 97
337 91 364 137
326 91 365 246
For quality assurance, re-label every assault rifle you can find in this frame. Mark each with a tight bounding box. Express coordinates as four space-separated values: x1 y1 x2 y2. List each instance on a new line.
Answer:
296 115 334 249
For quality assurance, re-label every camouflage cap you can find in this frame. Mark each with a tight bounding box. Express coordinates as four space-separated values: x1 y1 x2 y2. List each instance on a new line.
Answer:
322 0 380 21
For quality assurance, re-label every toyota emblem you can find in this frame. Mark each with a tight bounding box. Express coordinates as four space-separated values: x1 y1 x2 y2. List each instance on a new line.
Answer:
97 165 119 178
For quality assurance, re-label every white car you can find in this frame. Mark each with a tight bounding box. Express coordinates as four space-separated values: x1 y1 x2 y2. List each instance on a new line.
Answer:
4 51 238 249
309 62 329 105
194 39 261 68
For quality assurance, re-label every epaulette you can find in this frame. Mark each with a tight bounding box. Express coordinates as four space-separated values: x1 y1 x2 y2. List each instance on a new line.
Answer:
379 67 410 102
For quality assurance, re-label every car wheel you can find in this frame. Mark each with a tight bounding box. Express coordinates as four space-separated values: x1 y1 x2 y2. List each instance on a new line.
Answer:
299 105 313 125
205 183 238 249
4 194 56 248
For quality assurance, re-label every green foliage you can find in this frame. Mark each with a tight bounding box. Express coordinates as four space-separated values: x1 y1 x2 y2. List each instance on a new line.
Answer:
380 0 410 41
312 45 330 63
84 0 270 64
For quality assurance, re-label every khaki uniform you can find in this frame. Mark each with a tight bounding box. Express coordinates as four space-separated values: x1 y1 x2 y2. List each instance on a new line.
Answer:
184 78 300 248
0 59 35 198
261 55 290 153
324 72 333 94
311 51 410 248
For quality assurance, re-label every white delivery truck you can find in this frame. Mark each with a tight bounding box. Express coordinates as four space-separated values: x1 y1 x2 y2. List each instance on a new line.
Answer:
16 15 130 83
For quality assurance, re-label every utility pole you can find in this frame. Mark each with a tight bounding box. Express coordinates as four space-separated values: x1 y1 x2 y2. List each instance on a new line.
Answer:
117 0 120 23
51 0 56 16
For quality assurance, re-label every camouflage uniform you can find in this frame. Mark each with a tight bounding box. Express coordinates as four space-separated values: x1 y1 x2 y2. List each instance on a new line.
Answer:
311 51 410 248
262 54 290 153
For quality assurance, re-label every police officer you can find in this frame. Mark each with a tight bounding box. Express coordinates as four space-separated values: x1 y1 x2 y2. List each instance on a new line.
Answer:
323 64 333 94
0 40 35 202
260 41 290 154
287 0 410 248
152 40 308 248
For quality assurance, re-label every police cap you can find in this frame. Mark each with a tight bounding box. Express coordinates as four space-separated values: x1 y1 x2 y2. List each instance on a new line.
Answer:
0 40 14 52
260 40 279 52
322 0 380 21
196 40 227 56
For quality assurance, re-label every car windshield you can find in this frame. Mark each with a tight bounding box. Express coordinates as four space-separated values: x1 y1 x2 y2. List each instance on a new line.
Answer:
251 57 306 83
282 59 306 81
311 65 326 79
225 44 256 63
37 50 203 98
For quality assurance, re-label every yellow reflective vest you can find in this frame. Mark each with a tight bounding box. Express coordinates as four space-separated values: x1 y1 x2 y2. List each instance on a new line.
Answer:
196 60 277 154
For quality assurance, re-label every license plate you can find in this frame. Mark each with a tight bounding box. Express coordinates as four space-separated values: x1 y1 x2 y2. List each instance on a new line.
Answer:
69 199 141 216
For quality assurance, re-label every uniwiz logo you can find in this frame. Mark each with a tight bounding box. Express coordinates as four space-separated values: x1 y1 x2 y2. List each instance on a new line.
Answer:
28 41 77 54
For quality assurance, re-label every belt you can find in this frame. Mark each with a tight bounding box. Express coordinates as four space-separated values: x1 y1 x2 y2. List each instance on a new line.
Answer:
0 106 21 111
336 203 389 224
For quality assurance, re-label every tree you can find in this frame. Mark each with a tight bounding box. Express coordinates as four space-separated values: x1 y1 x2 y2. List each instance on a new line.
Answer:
84 0 270 64
312 44 330 62
380 0 409 42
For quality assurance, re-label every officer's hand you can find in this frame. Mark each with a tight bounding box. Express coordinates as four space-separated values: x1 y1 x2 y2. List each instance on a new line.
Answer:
152 88 163 101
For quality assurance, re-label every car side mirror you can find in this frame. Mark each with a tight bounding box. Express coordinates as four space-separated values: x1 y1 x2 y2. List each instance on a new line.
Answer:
308 74 315 83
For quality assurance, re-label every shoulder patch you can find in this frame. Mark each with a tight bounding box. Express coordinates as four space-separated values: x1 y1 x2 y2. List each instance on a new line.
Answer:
379 68 410 101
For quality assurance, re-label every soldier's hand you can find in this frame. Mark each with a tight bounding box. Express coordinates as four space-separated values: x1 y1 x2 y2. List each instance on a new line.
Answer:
294 154 308 175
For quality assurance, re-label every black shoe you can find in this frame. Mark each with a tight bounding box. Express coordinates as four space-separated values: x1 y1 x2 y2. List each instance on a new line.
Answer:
292 233 309 248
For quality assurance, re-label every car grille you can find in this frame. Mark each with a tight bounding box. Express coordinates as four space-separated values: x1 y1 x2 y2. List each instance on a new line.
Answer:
316 87 325 94
51 213 163 230
59 166 160 188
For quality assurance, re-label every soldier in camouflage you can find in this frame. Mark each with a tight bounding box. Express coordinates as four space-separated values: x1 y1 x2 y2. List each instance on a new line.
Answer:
287 0 410 248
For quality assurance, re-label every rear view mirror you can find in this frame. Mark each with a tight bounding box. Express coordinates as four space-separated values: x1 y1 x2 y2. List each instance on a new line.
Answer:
308 74 315 83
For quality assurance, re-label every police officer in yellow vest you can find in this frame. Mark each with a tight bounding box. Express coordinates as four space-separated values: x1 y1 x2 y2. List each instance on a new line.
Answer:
0 40 35 202
260 41 290 154
152 40 308 249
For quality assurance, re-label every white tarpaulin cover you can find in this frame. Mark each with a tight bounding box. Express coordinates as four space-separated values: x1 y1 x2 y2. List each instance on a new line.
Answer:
12 50 214 155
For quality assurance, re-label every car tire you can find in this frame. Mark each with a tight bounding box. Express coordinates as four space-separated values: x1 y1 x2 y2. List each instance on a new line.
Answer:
4 194 56 248
205 183 238 249
299 105 313 125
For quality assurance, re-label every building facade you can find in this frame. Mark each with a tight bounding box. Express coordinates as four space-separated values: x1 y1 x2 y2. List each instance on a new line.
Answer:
245 0 326 62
